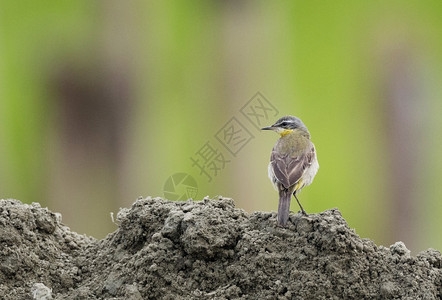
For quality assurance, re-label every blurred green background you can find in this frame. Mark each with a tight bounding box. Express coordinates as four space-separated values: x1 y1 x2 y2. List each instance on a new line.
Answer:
1 1 441 254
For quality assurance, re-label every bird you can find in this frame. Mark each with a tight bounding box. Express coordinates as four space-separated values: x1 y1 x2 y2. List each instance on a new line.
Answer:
261 116 319 227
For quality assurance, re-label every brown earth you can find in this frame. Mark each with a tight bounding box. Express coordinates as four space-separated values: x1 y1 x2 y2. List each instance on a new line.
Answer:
0 197 440 299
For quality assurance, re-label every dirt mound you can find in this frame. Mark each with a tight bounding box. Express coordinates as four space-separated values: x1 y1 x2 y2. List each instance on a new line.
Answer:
0 197 440 299
0 199 93 299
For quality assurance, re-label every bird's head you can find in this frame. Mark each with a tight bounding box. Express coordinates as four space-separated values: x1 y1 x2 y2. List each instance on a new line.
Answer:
261 115 310 137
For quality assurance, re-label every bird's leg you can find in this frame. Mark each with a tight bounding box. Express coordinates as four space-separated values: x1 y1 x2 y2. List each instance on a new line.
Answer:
293 193 307 215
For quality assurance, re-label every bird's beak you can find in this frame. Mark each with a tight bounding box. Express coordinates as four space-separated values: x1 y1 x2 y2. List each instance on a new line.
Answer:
261 126 274 131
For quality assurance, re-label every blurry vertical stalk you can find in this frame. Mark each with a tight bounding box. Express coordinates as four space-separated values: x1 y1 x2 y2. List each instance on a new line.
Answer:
133 1 221 202
99 0 136 205
379 32 425 251
49 0 136 238
218 0 255 210
217 0 281 212
0 2 49 204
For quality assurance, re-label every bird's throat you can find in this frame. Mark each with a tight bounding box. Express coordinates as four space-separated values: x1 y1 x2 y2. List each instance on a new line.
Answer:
279 129 293 137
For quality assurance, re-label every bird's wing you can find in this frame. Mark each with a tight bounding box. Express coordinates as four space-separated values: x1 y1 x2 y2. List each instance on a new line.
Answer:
270 143 315 189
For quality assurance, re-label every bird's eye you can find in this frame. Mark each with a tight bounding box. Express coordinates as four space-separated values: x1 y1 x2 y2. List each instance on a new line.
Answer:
280 122 287 126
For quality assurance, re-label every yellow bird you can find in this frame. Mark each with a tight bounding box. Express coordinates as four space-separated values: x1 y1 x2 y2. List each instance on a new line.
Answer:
262 116 319 226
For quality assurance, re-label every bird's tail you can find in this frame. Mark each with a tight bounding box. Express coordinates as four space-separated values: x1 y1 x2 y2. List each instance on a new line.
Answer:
277 189 292 226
